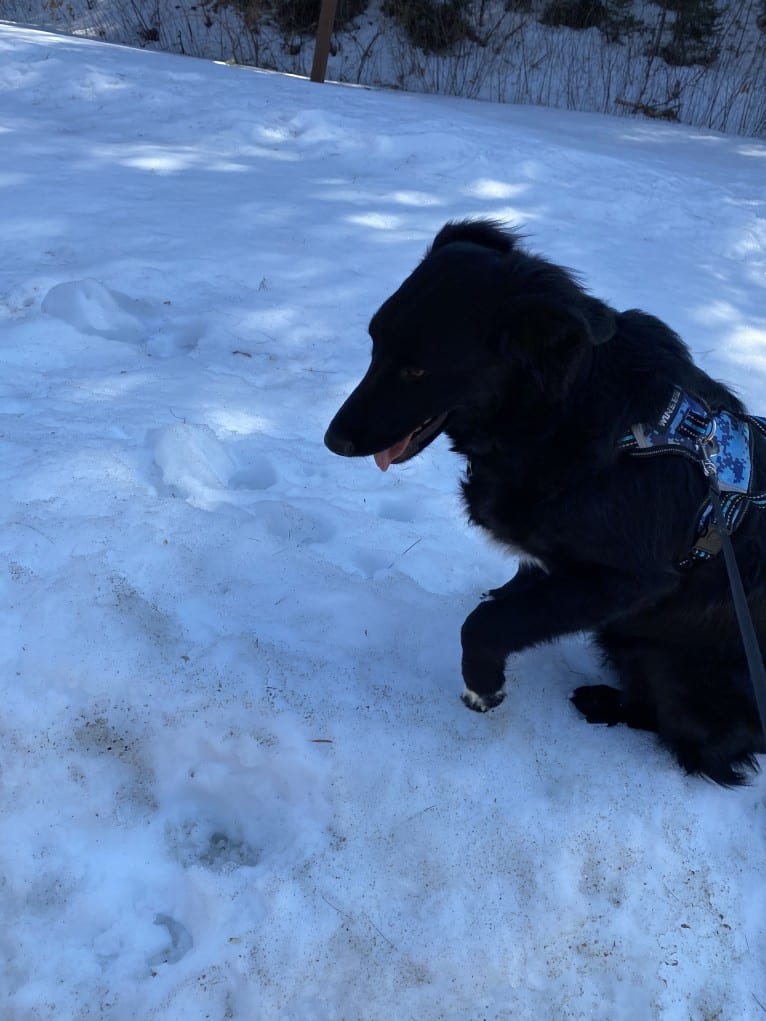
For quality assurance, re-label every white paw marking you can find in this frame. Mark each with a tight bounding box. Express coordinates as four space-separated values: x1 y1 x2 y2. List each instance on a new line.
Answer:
461 686 504 712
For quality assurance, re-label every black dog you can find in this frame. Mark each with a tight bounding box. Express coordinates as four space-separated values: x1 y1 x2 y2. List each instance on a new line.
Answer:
324 219 766 785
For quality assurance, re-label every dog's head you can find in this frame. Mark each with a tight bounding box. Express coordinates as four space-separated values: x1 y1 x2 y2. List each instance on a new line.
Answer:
324 220 616 470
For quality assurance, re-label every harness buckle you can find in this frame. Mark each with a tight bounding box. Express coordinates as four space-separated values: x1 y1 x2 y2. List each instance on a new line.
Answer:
699 419 718 480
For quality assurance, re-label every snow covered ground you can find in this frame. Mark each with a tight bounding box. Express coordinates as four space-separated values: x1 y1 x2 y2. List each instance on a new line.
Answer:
5 0 766 138
1 22 766 1021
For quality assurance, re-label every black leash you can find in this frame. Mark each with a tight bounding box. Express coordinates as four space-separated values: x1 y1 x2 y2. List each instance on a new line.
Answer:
701 434 766 738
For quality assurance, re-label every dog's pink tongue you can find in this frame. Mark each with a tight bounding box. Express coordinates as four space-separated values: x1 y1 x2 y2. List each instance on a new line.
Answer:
373 434 413 472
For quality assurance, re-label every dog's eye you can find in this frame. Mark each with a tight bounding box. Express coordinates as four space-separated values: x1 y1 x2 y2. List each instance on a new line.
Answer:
400 367 427 381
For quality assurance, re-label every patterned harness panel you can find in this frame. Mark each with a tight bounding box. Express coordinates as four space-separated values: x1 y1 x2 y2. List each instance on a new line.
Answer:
617 387 766 566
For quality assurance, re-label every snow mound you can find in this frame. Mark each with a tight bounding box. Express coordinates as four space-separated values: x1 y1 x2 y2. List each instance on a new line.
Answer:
41 278 150 343
153 423 236 502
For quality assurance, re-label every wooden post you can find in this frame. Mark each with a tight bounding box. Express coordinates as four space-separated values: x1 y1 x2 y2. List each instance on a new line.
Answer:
310 0 339 83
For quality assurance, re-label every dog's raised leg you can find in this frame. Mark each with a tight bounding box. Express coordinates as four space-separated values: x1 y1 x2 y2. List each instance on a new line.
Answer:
459 565 675 714
460 606 510 712
461 565 549 711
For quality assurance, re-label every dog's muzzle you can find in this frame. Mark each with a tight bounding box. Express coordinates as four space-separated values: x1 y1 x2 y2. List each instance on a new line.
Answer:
324 426 357 457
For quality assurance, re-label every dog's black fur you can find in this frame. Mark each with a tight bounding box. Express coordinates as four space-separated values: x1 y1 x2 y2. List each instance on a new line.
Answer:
325 219 766 785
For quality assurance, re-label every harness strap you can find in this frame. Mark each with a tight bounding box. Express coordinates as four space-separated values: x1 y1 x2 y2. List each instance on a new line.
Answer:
619 387 758 568
704 449 766 740
619 390 766 736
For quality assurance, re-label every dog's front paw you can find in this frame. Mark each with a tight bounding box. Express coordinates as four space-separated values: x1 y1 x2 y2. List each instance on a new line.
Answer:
461 686 506 713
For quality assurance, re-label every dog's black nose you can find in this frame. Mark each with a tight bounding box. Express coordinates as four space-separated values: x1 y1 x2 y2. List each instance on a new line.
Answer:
324 427 356 457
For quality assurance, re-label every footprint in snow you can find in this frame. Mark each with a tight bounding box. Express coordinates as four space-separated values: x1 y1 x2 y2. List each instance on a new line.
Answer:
145 318 205 358
153 424 287 509
349 549 392 579
168 821 261 873
249 499 335 545
229 453 278 492
148 914 193 969
151 424 337 544
376 497 418 524
153 423 236 500
160 733 329 880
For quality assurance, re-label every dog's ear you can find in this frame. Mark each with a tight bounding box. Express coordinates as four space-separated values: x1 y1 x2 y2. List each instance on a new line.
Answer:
501 298 604 397
430 219 518 255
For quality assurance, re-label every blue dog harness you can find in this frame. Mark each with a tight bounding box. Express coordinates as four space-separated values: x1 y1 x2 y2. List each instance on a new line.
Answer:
618 387 766 567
